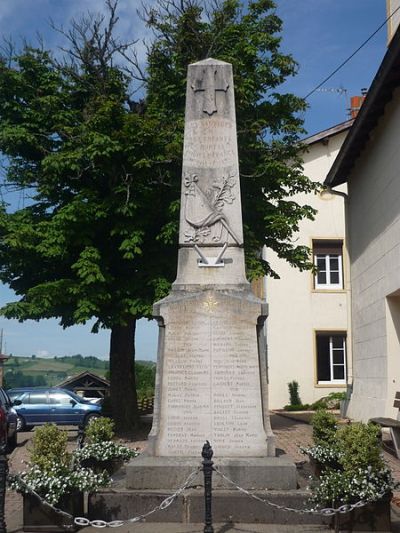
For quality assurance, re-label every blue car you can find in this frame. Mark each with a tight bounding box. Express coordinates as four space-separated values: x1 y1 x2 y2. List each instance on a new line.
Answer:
7 388 101 431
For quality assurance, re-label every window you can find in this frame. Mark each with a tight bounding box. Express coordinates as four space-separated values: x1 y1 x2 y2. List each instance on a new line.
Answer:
50 392 73 405
27 393 48 404
313 240 343 289
316 333 346 384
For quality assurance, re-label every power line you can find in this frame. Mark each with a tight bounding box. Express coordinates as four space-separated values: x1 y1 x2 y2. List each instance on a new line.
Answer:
304 5 400 100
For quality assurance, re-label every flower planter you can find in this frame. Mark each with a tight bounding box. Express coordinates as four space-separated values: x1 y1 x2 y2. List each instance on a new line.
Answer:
333 493 392 532
23 492 83 532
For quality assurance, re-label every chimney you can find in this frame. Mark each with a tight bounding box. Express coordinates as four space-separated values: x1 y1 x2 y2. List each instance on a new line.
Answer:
349 88 367 118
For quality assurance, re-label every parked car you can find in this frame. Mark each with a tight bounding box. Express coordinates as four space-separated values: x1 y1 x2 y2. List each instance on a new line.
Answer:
7 387 102 431
0 388 18 452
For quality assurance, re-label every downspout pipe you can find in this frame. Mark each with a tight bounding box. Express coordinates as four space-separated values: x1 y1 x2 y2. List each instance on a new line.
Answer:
322 186 352 416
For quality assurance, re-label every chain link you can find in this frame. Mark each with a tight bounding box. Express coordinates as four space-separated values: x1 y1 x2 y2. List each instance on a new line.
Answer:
9 474 76 527
10 466 201 529
213 467 387 516
10 460 389 527
74 467 201 528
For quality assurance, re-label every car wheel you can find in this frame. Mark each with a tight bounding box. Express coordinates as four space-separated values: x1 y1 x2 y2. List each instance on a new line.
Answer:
84 413 100 427
16 416 25 432
6 432 17 454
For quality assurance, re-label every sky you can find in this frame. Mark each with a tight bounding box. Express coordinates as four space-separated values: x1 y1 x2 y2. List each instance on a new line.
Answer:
0 0 391 360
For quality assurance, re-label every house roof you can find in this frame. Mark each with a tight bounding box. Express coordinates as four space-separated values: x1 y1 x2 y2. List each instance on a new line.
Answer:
325 25 400 187
302 119 354 147
57 371 109 389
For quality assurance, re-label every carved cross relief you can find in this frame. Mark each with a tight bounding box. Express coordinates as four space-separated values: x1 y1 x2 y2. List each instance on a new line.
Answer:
191 68 229 116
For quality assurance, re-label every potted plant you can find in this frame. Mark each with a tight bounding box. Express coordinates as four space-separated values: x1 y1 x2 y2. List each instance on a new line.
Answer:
309 422 397 531
73 416 139 475
9 423 109 532
301 408 339 476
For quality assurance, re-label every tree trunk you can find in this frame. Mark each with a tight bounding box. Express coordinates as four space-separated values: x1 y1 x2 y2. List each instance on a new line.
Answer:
109 316 139 435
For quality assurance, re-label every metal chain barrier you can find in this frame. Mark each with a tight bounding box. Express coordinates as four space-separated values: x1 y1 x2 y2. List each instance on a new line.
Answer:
213 466 387 517
7 440 390 530
9 474 76 526
9 466 201 529
73 467 201 528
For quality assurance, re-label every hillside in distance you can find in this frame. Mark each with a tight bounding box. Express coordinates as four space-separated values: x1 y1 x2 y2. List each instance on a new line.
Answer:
4 354 109 388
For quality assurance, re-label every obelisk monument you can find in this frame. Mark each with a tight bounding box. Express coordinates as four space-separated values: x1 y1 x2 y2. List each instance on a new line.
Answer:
127 59 296 490
149 58 274 458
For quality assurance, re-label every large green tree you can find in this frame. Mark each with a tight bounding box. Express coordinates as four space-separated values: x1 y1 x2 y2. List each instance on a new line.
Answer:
0 0 317 433
143 0 318 277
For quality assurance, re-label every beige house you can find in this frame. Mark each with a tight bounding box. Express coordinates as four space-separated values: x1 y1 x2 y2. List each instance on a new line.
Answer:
325 24 400 420
266 121 353 409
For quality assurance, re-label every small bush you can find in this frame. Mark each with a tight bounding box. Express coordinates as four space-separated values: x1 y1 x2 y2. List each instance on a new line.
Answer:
336 422 384 474
311 409 337 445
85 416 115 444
311 392 346 410
283 404 310 411
30 424 69 472
288 380 301 406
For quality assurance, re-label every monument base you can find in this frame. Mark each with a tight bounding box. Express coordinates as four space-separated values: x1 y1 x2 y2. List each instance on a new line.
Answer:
88 488 333 527
125 454 297 490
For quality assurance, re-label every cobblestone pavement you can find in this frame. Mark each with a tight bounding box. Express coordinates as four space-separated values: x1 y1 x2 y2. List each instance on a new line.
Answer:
5 414 400 531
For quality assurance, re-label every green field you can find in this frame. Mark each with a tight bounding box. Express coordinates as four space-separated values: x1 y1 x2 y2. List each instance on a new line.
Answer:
4 354 109 387
4 354 156 390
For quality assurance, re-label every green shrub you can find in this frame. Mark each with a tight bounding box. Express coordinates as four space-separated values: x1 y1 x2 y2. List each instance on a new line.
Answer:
288 380 301 406
85 416 115 444
311 391 346 410
311 409 337 445
310 421 394 507
336 422 384 474
30 424 69 472
283 404 310 411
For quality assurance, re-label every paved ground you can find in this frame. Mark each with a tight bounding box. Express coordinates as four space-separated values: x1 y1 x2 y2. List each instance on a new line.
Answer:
4 414 400 532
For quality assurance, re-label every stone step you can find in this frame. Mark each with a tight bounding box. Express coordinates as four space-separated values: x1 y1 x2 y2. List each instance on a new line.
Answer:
88 488 391 531
125 455 297 490
88 488 331 526
82 522 330 532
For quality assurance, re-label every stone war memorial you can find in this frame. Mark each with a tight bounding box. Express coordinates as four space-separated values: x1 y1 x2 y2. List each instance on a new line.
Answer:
125 58 296 493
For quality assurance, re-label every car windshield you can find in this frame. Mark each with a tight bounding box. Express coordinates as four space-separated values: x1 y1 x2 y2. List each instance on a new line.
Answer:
8 391 24 401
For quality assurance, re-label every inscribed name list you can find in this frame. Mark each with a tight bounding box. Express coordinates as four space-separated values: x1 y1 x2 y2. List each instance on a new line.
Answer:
156 293 267 457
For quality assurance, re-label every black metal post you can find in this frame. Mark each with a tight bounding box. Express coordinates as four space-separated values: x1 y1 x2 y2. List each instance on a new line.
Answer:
202 441 214 533
77 425 85 449
0 445 8 533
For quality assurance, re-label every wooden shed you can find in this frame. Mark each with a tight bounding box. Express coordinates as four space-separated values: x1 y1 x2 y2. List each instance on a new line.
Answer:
57 371 109 400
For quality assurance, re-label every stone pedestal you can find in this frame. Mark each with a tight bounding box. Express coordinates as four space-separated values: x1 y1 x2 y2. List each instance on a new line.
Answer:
126 455 296 490
146 289 274 458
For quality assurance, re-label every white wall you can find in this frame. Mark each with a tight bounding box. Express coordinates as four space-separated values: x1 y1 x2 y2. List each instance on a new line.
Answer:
346 88 400 420
387 0 400 43
267 131 351 409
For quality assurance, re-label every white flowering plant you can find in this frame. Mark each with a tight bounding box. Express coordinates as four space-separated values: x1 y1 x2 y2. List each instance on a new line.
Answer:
300 444 342 465
9 461 109 506
309 466 397 508
73 441 139 463
307 421 399 508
